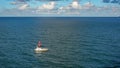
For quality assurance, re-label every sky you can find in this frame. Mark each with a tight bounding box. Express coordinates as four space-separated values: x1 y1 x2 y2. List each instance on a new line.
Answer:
0 0 120 17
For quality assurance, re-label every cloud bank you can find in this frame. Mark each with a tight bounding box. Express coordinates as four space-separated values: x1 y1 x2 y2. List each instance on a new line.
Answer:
0 0 120 17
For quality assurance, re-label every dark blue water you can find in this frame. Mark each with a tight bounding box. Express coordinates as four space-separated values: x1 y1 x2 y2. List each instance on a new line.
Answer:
0 17 120 68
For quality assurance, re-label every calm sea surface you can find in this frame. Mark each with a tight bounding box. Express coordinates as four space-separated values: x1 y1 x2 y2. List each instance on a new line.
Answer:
0 17 120 68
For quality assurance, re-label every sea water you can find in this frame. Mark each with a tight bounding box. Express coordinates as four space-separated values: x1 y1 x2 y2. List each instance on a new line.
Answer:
0 17 120 68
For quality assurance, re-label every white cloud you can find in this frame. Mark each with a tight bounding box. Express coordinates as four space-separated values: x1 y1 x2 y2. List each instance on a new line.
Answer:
38 2 56 10
1 0 120 16
58 1 82 11
18 4 29 10
83 2 94 9
10 2 17 5
71 1 82 9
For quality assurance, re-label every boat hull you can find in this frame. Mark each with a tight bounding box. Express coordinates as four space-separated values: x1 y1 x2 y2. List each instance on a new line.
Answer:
35 47 48 52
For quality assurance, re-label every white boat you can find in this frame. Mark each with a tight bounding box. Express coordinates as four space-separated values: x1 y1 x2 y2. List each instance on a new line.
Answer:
35 41 48 52
35 47 48 52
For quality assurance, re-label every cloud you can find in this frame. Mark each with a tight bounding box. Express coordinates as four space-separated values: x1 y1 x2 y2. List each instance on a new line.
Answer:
10 2 17 5
18 4 29 10
58 1 82 10
71 1 82 9
1 6 120 17
1 0 120 16
58 1 95 10
83 2 94 9
38 2 56 10
10 1 26 5
10 0 30 5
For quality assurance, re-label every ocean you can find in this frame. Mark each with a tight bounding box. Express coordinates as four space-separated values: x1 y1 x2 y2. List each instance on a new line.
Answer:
0 17 120 68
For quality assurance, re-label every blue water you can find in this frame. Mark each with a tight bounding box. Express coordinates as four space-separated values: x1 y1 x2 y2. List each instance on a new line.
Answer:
0 17 120 68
